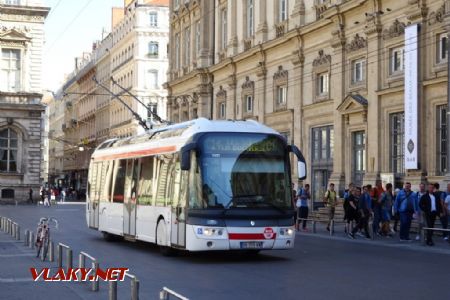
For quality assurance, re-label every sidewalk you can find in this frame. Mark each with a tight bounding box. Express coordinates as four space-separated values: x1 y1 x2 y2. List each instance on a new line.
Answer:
297 220 450 255
0 227 109 300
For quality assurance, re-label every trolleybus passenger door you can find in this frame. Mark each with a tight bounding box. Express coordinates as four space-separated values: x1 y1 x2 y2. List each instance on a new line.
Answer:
88 162 100 229
124 159 139 236
170 166 187 247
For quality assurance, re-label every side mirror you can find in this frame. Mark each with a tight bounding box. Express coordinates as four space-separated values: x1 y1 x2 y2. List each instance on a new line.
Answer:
287 145 307 180
180 143 196 170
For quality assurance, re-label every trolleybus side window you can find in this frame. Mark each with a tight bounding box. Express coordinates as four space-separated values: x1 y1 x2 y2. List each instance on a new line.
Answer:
112 159 127 203
189 152 204 208
138 156 155 205
168 155 181 207
95 162 105 202
155 154 174 206
100 160 114 202
89 162 99 202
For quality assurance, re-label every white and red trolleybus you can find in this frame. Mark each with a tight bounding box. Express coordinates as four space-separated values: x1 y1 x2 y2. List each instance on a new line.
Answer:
86 118 306 253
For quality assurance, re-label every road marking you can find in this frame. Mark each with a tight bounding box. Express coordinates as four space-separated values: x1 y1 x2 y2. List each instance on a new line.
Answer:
0 277 33 283
0 253 35 257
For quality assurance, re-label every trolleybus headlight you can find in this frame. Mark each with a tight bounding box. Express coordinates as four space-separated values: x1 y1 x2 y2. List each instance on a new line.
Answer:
279 227 294 237
194 226 227 239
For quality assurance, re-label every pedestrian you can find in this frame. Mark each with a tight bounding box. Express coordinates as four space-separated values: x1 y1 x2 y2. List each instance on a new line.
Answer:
39 187 44 204
297 184 310 231
349 186 371 239
345 186 359 237
43 195 50 207
393 182 416 242
444 185 450 244
419 183 443 246
50 189 56 204
61 189 66 203
434 183 448 241
372 180 384 236
28 188 33 204
380 183 394 237
323 183 337 232
343 183 354 233
414 183 426 241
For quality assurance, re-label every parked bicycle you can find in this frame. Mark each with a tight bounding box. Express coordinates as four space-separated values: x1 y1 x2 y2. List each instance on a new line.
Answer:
35 217 58 260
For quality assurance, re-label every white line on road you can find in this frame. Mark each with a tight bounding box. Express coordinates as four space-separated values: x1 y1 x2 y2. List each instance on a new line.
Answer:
0 253 35 257
0 277 33 283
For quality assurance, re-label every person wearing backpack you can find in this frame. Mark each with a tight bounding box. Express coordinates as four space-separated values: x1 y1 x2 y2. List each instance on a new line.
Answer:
393 182 417 242
296 184 311 231
323 183 337 232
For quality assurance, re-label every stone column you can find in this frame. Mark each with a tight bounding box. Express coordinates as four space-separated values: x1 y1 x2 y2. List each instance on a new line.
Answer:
444 1 450 184
290 0 305 30
228 0 238 55
255 62 267 123
199 0 214 67
363 18 382 186
256 0 268 43
328 25 346 192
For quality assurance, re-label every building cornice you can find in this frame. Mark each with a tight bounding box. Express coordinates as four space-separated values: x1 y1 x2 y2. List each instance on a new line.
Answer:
0 5 50 20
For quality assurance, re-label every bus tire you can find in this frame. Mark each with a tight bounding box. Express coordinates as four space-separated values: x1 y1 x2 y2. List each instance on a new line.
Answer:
102 231 115 242
156 220 174 256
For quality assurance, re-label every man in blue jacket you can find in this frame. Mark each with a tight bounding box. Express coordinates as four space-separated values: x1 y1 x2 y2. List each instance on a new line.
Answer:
394 182 417 241
349 185 372 239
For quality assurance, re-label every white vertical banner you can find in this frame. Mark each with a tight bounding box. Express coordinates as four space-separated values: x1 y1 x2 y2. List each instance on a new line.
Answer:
404 24 419 170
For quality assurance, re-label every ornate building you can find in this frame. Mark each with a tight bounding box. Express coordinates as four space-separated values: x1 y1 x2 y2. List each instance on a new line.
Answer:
166 0 450 204
49 0 169 197
0 0 49 203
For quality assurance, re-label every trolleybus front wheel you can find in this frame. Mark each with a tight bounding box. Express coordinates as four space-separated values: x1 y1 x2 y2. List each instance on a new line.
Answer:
156 219 175 256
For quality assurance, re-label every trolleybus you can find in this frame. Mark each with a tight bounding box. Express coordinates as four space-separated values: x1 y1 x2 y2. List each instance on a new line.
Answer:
86 118 306 253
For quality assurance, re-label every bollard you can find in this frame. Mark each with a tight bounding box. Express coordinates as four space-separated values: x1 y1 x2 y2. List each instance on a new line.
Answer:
312 221 317 233
92 261 99 292
109 280 117 300
16 224 20 240
421 228 426 245
131 278 139 300
159 290 168 300
29 232 35 249
66 248 73 270
24 230 29 246
11 223 15 237
78 253 85 282
57 244 62 268
48 241 54 262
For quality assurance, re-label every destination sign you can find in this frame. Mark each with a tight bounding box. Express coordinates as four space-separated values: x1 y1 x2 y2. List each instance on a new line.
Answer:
201 134 284 154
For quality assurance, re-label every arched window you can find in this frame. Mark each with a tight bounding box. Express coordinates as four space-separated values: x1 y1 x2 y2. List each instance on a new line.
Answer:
0 128 18 172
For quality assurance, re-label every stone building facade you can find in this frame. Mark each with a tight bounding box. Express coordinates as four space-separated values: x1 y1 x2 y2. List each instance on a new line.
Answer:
166 0 450 203
49 0 169 197
0 0 49 203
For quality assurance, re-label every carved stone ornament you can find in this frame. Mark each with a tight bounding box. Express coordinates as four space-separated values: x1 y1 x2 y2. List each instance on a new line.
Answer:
313 50 331 67
346 34 367 52
216 86 227 99
428 4 445 25
382 19 406 40
241 76 254 90
273 66 288 81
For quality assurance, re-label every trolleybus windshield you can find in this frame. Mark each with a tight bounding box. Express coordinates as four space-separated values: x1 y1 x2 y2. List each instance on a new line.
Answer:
189 133 292 211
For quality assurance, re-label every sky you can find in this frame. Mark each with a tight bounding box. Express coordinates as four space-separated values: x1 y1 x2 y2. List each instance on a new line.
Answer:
43 0 124 92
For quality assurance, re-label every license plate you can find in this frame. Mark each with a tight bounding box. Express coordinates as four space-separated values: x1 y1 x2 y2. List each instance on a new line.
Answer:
240 242 263 249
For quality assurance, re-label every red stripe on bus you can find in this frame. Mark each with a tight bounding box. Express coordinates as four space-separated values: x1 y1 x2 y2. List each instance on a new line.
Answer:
228 233 277 240
93 146 177 161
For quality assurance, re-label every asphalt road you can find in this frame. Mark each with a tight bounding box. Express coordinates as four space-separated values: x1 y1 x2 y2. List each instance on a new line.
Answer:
1 204 449 300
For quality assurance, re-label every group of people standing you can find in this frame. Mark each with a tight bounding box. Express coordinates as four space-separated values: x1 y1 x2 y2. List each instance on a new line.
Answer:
293 181 450 247
39 186 68 206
